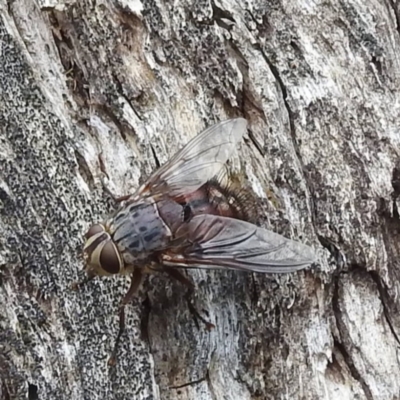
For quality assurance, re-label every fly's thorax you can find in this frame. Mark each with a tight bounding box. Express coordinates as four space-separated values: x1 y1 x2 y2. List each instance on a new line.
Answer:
107 198 173 266
83 223 124 276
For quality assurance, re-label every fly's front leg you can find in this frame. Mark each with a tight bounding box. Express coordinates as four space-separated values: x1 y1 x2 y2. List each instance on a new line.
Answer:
113 193 132 203
108 268 143 366
163 267 215 331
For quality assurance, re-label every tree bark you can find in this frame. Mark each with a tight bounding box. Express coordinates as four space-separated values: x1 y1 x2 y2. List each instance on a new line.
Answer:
1 0 400 399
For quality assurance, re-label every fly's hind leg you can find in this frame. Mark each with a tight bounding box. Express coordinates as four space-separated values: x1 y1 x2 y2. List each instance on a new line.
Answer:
108 268 143 366
163 267 215 331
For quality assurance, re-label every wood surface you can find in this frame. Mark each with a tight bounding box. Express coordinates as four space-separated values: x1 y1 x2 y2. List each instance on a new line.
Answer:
1 1 400 399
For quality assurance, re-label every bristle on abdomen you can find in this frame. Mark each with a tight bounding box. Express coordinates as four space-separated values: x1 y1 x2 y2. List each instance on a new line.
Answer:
205 177 259 223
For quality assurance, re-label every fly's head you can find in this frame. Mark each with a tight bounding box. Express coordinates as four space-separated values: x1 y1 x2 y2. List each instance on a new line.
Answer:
83 223 124 276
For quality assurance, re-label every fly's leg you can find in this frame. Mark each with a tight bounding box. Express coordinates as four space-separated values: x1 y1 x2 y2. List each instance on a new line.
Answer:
164 267 195 289
108 268 143 366
164 267 215 331
112 194 132 203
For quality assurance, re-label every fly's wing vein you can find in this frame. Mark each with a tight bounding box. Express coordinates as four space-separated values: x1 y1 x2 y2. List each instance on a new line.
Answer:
162 214 316 273
135 118 247 199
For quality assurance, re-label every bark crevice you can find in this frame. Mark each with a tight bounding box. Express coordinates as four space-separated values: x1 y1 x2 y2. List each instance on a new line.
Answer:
387 0 400 37
332 275 374 400
368 270 400 346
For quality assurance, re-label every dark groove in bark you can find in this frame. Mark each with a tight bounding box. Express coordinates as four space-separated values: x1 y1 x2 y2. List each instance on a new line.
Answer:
317 234 346 269
243 14 303 168
332 275 374 400
140 295 152 345
246 14 321 252
388 0 400 37
150 144 161 168
112 73 142 121
333 338 374 400
247 128 265 157
369 271 400 346
253 45 304 168
205 369 217 400
169 375 207 389
28 383 38 400
74 149 95 191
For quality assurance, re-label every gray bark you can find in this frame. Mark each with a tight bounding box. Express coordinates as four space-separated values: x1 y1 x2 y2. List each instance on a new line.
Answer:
1 0 400 399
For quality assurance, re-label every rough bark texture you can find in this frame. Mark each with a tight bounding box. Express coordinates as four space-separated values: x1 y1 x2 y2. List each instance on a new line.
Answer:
1 0 400 399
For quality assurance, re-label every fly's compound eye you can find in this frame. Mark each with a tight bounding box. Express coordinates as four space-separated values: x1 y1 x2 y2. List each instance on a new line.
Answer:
83 224 122 275
100 241 122 274
83 223 107 256
85 223 105 239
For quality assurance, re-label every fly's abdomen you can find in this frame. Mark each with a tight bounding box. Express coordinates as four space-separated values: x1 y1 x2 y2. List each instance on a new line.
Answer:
109 200 170 265
181 180 258 223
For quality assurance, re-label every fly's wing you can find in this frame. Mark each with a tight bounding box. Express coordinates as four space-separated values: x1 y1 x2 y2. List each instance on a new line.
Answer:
162 215 316 273
136 118 247 198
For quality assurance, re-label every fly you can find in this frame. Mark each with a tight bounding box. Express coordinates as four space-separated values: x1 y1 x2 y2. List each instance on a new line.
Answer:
80 118 316 364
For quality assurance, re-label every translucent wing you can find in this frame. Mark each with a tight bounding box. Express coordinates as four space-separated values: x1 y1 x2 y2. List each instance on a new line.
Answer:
162 215 316 273
136 118 247 198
